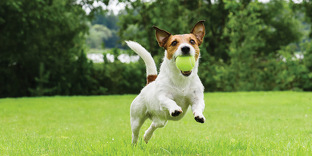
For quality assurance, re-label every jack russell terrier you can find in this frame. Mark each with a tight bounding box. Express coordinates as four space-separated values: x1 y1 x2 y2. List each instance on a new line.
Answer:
126 21 206 144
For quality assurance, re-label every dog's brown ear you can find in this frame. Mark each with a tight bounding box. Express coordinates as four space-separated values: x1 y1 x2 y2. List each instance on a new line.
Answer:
191 20 205 45
153 26 171 47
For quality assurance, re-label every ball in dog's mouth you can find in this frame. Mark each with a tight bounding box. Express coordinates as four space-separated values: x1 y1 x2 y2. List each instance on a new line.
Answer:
181 71 192 76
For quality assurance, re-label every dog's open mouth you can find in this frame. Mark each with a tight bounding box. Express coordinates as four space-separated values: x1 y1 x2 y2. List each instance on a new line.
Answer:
181 71 192 76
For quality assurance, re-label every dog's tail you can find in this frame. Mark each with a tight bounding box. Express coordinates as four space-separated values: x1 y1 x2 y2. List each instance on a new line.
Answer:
125 41 157 84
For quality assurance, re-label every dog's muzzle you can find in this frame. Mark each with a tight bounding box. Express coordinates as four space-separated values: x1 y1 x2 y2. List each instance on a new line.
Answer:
181 71 192 76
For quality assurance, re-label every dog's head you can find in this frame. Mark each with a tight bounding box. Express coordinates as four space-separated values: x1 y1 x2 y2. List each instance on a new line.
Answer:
153 21 205 76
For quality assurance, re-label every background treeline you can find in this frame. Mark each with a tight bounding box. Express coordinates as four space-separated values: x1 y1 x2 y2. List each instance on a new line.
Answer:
0 0 312 97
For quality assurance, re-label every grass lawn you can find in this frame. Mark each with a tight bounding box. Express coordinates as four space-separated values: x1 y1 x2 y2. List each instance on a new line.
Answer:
0 92 311 155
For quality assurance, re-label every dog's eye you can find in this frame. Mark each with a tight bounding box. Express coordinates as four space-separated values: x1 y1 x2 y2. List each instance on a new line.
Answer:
190 39 195 45
171 41 178 46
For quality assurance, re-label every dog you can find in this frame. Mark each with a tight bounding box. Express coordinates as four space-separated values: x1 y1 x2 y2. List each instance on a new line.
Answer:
125 21 206 144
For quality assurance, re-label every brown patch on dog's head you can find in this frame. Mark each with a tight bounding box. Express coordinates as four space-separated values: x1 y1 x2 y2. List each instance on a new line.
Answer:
164 34 201 60
153 21 205 60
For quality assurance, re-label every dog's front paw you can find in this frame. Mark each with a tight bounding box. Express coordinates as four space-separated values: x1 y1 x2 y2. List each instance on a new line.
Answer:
170 107 183 117
193 112 205 123
171 110 182 116
194 116 205 123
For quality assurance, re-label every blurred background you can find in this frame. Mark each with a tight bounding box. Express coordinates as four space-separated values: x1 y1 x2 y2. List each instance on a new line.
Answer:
0 0 312 97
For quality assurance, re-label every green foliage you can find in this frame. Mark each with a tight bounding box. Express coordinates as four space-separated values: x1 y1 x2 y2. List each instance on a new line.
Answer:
92 12 119 30
119 0 312 92
0 0 99 97
302 0 312 38
28 63 56 96
119 0 200 56
1 0 312 97
223 1 266 91
86 24 112 49
301 41 312 90
92 49 146 95
87 13 121 49
70 51 99 95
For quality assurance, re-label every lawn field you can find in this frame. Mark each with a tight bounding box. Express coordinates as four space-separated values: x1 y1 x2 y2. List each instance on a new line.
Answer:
0 92 311 155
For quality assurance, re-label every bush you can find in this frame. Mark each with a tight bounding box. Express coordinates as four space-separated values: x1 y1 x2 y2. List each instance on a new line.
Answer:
91 49 146 95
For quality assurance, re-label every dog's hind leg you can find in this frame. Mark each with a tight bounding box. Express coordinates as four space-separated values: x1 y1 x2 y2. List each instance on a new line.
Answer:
131 116 146 144
143 120 167 144
130 95 148 144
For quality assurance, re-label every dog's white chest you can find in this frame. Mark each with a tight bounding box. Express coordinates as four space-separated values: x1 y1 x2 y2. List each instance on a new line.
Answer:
174 95 189 109
172 87 192 108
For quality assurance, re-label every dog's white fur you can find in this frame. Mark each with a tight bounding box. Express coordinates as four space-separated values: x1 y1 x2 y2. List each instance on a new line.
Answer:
126 37 205 144
125 41 157 76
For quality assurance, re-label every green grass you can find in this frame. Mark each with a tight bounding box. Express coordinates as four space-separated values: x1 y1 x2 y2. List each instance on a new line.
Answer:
0 92 311 155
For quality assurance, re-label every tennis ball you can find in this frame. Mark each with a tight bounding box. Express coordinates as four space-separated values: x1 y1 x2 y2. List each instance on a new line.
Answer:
175 56 195 72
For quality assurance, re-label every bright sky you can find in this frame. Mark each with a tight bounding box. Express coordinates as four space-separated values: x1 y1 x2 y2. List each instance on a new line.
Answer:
84 0 303 15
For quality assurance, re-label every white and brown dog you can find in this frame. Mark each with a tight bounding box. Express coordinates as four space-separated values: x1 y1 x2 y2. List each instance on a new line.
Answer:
126 21 206 144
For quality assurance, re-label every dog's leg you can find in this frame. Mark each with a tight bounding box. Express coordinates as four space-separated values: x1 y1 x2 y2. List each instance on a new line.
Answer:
131 116 146 144
130 95 148 144
191 91 206 123
158 94 183 117
143 120 167 144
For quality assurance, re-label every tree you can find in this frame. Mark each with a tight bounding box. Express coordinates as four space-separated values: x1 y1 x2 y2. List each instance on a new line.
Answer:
223 1 266 90
118 0 304 91
302 0 312 90
86 24 113 49
0 0 105 97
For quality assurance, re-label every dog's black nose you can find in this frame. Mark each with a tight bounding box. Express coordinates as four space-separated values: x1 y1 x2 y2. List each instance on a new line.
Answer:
181 46 190 55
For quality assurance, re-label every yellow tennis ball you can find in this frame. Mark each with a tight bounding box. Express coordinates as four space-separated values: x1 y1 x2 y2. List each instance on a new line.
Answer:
175 56 195 72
